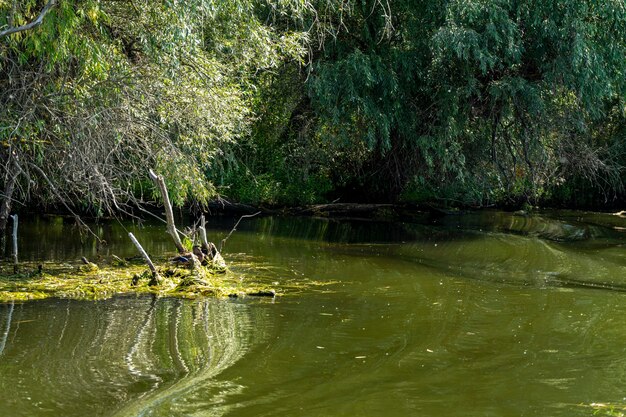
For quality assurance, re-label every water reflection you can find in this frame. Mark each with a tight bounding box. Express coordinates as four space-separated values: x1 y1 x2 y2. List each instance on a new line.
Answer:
0 296 265 417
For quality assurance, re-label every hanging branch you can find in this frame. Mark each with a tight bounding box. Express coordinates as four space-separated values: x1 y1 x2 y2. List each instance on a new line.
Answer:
0 0 57 38
134 204 190 240
29 163 102 242
128 233 162 285
148 169 185 254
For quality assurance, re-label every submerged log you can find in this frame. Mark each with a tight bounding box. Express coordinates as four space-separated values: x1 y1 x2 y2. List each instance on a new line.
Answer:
248 290 276 298
299 203 396 217
128 232 162 285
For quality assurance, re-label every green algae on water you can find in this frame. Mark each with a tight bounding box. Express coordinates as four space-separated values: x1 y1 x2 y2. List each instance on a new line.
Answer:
0 256 336 302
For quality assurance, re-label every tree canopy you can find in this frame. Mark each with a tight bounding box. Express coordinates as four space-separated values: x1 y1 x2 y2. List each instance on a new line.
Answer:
305 0 626 204
0 0 624 225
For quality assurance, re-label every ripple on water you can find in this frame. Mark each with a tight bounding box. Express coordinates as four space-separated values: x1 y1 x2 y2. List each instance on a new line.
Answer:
0 296 267 417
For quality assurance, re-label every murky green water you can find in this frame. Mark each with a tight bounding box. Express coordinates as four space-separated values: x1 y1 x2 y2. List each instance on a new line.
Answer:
2 211 626 416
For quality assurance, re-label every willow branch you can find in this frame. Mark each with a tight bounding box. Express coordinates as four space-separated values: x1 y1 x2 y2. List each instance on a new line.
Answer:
29 163 102 242
0 0 57 38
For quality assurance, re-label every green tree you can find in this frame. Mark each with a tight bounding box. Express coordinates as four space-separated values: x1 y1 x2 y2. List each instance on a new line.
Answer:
303 0 626 205
0 0 310 229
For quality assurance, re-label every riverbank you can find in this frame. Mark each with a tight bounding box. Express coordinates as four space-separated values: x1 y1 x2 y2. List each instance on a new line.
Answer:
205 199 626 219
205 200 474 219
6 197 626 229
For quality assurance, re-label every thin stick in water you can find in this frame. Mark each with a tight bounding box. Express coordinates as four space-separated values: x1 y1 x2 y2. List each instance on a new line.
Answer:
128 232 162 285
219 211 261 252
199 215 210 253
10 214 17 273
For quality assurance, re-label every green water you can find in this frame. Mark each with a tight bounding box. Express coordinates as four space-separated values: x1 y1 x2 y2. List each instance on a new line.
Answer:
2 211 626 416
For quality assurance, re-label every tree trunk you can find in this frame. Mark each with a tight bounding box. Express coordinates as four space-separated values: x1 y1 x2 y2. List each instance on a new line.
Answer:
148 169 185 254
0 172 17 233
199 215 210 253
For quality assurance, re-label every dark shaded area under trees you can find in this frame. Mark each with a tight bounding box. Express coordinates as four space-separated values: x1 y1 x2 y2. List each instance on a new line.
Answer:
1 0 625 231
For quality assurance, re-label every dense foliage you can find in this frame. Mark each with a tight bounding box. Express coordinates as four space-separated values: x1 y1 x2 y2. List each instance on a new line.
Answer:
301 0 626 206
0 0 310 225
1 0 625 225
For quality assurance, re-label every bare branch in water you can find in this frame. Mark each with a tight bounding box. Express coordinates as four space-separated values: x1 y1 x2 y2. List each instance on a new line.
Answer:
219 211 261 252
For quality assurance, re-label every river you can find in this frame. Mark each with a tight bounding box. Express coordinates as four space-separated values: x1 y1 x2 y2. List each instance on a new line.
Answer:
1 211 626 416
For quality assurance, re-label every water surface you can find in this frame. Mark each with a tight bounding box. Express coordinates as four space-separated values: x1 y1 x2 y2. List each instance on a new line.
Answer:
1 211 626 416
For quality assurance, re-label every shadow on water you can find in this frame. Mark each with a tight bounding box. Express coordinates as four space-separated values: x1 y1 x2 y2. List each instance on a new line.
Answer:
5 211 626 261
226 212 626 294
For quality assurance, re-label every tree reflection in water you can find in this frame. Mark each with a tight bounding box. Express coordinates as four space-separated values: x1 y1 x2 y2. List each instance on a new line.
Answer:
0 296 261 417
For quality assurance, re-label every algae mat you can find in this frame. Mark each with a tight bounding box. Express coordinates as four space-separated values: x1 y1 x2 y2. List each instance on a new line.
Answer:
0 256 323 302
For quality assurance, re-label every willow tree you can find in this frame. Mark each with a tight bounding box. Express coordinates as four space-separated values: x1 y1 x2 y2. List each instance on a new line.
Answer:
0 0 309 230
303 0 626 204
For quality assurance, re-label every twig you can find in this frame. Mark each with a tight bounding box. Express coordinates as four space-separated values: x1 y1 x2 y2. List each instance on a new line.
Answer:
219 211 261 252
29 163 102 242
0 192 25 206
134 204 190 239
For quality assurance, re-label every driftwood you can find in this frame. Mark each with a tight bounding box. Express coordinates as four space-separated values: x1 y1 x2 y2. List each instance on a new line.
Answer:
10 214 17 273
299 203 396 216
198 214 226 268
207 200 276 215
199 214 210 253
148 169 185 254
148 170 208 269
129 170 234 281
128 232 162 285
